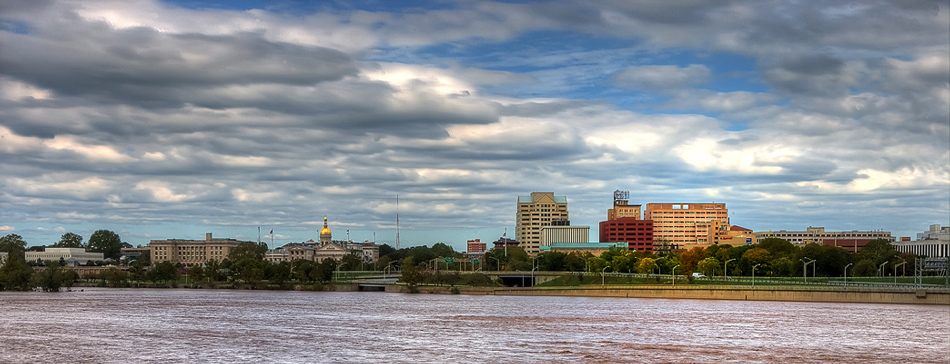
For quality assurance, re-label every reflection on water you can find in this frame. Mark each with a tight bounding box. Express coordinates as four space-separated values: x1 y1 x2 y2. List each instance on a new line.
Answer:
0 288 947 363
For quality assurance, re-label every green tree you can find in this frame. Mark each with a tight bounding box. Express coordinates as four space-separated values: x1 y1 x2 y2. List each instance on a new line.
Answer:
315 258 337 283
149 261 179 284
637 257 658 274
228 242 268 262
187 265 205 285
101 267 128 287
431 242 457 258
32 260 65 292
270 261 292 286
859 239 897 265
53 232 85 248
0 234 27 253
697 257 722 276
0 247 34 291
340 252 365 271
852 259 876 277
400 257 421 291
87 230 123 260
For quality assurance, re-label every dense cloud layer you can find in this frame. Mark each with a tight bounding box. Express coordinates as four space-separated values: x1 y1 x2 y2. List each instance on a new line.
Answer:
0 0 947 247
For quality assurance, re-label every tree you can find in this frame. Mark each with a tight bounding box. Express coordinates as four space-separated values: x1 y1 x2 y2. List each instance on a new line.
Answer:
53 232 85 248
860 239 897 265
400 257 421 292
679 247 706 274
637 257 658 274
0 247 34 291
32 260 65 292
697 257 722 276
431 242 457 258
270 261 291 286
87 230 123 260
149 261 178 284
229 242 267 262
187 265 205 284
0 234 27 253
742 248 770 266
315 258 337 283
101 267 129 287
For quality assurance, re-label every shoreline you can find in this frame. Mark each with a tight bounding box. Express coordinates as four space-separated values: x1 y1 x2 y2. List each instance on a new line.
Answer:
396 284 950 305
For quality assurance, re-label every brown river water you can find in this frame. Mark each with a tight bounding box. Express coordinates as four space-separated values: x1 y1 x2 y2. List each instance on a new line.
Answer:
0 288 947 363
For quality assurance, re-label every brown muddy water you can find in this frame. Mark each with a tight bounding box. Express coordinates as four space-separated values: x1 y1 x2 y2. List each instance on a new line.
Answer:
0 288 947 363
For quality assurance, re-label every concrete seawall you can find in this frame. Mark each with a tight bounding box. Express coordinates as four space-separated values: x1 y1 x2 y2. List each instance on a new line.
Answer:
387 285 950 305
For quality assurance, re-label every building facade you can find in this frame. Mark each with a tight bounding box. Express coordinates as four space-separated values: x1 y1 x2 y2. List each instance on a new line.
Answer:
755 227 892 253
607 190 641 220
25 248 104 265
516 192 569 255
150 233 248 266
467 239 487 254
894 224 949 258
541 225 589 247
644 203 729 247
265 217 378 264
599 218 654 252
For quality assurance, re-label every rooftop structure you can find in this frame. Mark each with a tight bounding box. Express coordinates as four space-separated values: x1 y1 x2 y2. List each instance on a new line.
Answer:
756 227 892 253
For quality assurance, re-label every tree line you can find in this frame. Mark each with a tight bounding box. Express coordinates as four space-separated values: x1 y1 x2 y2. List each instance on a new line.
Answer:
0 231 922 292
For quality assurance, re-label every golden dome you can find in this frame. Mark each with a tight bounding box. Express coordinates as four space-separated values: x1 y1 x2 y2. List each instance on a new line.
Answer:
320 215 331 236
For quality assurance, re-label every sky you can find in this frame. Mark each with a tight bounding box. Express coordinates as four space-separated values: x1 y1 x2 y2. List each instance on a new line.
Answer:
1 0 948 251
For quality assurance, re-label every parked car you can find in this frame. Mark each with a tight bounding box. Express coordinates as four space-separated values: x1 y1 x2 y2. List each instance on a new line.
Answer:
692 272 706 278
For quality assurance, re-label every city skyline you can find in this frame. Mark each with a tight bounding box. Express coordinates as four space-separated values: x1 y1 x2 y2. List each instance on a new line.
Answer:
1 1 947 251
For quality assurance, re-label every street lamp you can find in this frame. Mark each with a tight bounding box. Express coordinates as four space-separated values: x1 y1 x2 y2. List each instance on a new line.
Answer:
800 258 816 283
672 264 680 287
877 261 889 278
752 264 761 288
844 262 853 286
602 266 609 286
724 258 736 280
894 259 907 285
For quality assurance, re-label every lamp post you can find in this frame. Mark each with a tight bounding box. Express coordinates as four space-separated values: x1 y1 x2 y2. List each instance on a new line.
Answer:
672 264 680 287
894 259 907 285
752 264 760 288
800 258 816 283
724 258 736 280
877 261 889 278
844 262 853 286
602 266 608 286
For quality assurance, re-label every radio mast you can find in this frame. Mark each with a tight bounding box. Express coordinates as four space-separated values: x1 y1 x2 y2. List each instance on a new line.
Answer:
395 194 400 250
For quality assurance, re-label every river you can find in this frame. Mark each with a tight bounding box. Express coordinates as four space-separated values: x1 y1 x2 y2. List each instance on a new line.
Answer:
0 288 947 363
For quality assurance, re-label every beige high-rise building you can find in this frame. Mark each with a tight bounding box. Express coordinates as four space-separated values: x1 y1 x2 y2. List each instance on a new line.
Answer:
644 203 729 247
516 192 569 255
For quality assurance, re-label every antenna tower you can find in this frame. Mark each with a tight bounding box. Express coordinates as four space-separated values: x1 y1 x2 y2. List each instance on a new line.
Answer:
395 194 401 250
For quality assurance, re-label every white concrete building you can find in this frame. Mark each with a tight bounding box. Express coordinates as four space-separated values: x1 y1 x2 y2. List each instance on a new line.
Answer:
895 224 949 258
541 226 590 247
25 248 104 265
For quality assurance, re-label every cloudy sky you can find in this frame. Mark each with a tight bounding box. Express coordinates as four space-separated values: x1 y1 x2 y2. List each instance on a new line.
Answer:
1 0 947 250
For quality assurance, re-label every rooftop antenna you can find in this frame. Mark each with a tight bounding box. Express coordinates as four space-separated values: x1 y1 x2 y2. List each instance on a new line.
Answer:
395 194 401 250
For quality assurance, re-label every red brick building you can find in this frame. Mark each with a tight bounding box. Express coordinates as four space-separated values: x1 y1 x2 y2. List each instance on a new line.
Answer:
599 218 654 252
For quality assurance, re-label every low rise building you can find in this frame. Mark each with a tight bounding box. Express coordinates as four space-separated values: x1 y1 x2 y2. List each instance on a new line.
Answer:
467 239 487 256
541 225 589 247
895 224 949 258
25 248 104 265
756 227 892 253
264 217 378 264
717 225 757 246
150 233 248 266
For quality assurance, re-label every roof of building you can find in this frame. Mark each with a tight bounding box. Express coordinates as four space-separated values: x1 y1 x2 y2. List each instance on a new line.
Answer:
540 242 627 251
730 225 752 232
518 194 568 204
